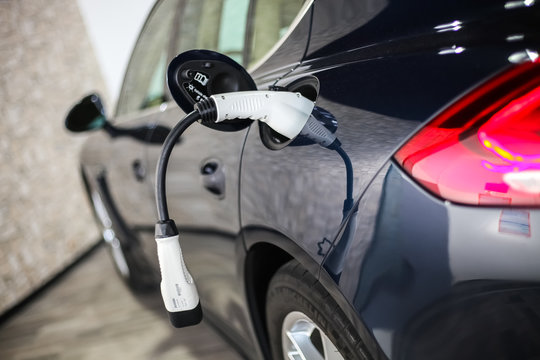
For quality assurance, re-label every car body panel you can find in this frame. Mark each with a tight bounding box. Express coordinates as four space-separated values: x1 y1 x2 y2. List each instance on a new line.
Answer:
302 1 540 357
81 111 162 228
241 0 540 357
335 163 540 358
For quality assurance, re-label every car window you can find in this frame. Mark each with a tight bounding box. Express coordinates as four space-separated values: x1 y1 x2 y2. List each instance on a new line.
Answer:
247 0 306 68
117 0 307 117
117 0 251 116
174 0 250 65
116 0 180 116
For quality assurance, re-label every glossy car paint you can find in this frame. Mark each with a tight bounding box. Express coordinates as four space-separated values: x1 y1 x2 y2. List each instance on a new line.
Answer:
76 0 540 359
301 0 539 358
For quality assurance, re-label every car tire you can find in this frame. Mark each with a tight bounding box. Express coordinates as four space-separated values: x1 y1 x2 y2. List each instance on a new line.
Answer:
104 232 157 293
86 179 157 293
266 260 369 360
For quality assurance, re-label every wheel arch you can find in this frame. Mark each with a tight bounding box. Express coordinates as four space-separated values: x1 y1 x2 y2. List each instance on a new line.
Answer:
242 226 327 359
242 226 384 359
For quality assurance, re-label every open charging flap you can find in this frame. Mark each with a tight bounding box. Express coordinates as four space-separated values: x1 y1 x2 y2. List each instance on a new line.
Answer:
167 50 257 132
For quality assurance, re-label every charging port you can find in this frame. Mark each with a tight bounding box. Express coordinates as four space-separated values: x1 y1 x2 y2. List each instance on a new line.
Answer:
260 75 323 150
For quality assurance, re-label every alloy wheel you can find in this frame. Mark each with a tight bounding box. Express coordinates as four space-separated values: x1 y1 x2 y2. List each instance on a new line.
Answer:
281 311 344 360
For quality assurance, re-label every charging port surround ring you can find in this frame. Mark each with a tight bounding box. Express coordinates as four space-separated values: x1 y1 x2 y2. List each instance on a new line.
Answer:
260 75 321 150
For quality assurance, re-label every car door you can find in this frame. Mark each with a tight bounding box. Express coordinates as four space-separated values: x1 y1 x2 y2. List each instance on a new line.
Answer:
141 0 311 356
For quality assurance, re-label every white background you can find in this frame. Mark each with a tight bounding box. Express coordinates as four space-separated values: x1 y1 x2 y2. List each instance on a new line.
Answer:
77 0 155 104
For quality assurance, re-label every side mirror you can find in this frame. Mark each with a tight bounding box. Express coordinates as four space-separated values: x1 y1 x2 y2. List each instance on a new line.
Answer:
167 50 257 132
65 94 173 144
65 93 107 132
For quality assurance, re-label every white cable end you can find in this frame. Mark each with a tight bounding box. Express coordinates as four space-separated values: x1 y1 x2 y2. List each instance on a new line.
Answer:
155 235 200 312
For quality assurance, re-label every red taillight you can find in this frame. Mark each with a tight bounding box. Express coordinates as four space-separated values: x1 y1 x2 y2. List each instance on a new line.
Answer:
394 60 540 206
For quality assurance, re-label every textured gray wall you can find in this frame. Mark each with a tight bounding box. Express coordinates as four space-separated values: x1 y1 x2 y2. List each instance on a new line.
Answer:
0 0 109 315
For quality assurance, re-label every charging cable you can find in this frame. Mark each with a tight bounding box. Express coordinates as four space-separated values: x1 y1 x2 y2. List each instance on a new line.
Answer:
154 91 314 328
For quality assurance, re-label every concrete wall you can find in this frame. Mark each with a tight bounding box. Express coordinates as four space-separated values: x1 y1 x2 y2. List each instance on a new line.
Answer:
0 0 109 315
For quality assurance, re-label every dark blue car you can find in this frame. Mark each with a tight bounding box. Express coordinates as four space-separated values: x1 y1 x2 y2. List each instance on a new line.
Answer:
66 0 540 358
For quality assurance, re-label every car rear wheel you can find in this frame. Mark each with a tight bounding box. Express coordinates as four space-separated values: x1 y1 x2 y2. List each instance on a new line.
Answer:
266 260 368 360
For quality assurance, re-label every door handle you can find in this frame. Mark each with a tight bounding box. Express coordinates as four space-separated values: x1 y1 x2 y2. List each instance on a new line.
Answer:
200 159 225 198
132 159 146 182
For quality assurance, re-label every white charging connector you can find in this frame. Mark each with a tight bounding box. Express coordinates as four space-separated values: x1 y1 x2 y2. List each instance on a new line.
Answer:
210 91 315 139
156 234 199 312
154 218 202 328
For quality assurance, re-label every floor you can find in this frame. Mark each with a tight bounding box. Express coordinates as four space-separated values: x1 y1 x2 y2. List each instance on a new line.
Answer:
0 244 243 360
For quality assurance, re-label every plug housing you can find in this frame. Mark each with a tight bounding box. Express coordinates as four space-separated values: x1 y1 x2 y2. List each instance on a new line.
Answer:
196 91 315 140
155 219 202 328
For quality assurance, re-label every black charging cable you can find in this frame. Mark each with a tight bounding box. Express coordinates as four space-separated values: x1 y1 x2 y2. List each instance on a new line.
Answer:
156 99 219 223
153 91 317 329
336 146 354 213
156 110 200 223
